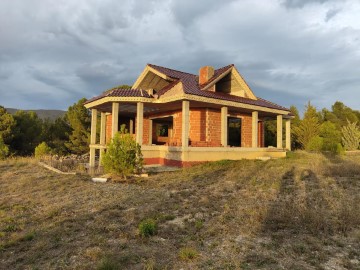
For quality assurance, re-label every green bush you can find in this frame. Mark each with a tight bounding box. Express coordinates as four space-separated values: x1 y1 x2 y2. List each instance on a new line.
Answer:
34 142 52 159
0 137 9 160
305 136 323 152
138 218 157 237
101 127 143 179
322 140 344 155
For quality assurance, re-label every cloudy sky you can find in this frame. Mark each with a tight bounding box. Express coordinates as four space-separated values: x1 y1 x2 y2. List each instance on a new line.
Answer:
0 0 359 112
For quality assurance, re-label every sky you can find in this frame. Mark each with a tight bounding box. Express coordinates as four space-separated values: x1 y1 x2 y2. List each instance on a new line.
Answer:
0 0 359 112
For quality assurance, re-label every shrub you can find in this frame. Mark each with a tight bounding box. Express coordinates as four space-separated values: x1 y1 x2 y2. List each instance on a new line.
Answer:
305 136 323 152
102 127 143 179
138 218 157 237
0 137 9 160
342 120 360 150
179 247 198 261
34 142 52 159
97 256 120 270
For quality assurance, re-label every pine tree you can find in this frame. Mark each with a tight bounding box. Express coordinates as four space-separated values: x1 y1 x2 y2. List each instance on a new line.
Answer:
293 102 320 149
11 111 42 155
0 106 16 145
65 98 91 155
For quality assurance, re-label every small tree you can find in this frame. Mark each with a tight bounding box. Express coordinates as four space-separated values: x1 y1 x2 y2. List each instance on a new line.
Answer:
0 137 9 160
65 98 91 155
293 102 320 149
35 142 52 159
341 120 360 151
102 126 143 179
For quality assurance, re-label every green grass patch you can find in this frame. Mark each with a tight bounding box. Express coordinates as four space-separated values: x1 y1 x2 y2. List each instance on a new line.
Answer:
138 218 157 237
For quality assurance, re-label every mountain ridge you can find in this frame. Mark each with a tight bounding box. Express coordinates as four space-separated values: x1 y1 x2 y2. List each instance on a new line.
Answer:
6 108 66 121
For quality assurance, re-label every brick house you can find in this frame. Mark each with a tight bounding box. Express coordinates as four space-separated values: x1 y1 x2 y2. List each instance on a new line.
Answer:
84 64 292 167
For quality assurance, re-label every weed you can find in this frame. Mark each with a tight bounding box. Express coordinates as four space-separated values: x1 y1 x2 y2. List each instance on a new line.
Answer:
179 247 198 261
3 224 18 232
97 256 120 270
195 220 203 230
138 218 157 237
143 258 156 270
22 232 35 241
154 213 175 222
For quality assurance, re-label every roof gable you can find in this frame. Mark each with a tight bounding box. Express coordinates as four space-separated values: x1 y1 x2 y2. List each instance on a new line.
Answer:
132 65 176 92
201 66 257 100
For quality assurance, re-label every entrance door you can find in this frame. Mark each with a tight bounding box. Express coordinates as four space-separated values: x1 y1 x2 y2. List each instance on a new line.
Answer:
228 117 241 147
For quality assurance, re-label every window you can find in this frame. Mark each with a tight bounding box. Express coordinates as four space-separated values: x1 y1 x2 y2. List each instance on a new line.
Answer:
157 124 169 137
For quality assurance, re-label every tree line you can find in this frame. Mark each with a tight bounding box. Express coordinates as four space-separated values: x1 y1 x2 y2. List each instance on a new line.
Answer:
1 99 360 159
0 98 90 158
265 101 360 153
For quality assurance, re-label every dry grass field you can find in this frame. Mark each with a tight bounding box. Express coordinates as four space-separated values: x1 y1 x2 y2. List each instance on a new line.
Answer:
0 152 360 269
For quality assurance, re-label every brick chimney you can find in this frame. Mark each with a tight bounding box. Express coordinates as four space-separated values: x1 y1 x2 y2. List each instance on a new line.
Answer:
199 66 214 85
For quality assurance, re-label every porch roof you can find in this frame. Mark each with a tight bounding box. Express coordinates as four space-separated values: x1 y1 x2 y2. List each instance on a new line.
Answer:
85 88 152 104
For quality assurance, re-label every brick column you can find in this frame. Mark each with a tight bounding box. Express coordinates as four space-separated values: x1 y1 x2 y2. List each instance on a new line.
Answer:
99 112 106 164
89 108 97 168
111 102 119 138
277 115 283 149
252 111 258 148
221 107 228 147
182 100 190 148
285 119 291 151
136 102 144 145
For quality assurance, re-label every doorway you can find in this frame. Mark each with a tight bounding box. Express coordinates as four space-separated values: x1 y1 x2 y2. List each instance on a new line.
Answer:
228 117 241 147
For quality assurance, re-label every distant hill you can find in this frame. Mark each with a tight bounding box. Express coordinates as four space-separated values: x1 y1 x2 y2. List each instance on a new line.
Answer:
6 108 66 121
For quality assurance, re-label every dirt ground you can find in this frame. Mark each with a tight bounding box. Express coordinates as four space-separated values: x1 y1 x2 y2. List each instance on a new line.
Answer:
0 152 359 269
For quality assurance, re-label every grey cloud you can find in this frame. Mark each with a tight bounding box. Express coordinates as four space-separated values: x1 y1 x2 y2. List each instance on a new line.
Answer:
325 8 341 22
170 0 236 28
282 0 331 9
0 0 359 112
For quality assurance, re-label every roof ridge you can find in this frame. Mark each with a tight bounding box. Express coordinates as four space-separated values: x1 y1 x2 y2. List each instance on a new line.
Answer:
148 63 197 77
214 64 234 72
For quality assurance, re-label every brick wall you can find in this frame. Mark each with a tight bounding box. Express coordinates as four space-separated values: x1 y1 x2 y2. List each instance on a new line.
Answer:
242 114 252 147
143 119 150 145
189 109 207 142
104 107 263 148
205 109 222 146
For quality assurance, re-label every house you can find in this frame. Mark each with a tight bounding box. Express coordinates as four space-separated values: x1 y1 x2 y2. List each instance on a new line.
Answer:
84 64 293 167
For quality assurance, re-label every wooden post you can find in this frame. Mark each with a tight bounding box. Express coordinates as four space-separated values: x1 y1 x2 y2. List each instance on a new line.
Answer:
286 119 291 151
148 119 153 145
182 100 190 148
136 102 144 145
111 102 119 138
99 112 106 165
221 107 228 147
277 115 283 149
89 108 97 168
252 111 258 148
129 119 134 135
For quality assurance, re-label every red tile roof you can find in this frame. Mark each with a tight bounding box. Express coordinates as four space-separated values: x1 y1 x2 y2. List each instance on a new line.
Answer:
85 88 152 104
85 64 290 113
148 64 290 112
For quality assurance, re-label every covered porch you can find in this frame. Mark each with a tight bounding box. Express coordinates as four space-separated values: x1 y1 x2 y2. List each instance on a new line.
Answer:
87 98 291 168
